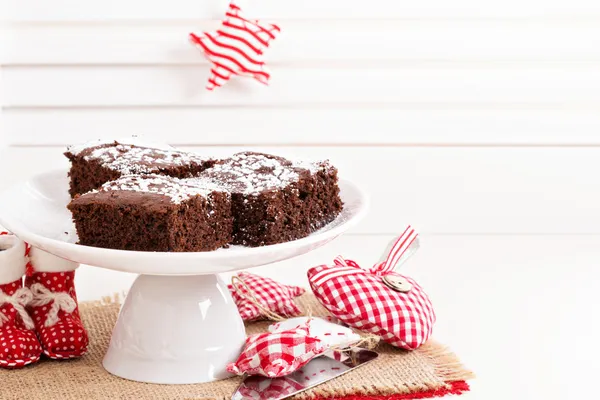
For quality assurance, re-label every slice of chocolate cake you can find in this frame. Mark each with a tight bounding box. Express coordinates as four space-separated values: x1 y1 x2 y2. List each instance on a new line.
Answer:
67 174 232 252
65 140 215 197
204 152 343 247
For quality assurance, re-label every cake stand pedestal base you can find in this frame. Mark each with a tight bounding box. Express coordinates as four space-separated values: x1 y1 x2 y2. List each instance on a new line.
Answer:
102 274 246 384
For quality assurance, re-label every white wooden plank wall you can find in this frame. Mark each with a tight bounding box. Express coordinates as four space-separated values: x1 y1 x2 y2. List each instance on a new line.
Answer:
2 0 600 235
4 5 600 398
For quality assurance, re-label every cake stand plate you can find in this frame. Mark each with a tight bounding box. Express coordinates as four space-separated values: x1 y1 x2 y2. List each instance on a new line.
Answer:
0 170 368 384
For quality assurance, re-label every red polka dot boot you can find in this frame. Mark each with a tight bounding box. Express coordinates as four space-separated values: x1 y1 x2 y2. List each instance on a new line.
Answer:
25 248 89 360
0 234 42 369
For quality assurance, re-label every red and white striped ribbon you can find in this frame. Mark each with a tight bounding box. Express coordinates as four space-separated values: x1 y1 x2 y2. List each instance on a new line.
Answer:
310 264 363 287
372 225 419 275
311 226 419 285
333 256 360 269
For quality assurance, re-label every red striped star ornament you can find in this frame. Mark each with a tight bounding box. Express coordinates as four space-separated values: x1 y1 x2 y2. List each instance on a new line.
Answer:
189 1 281 91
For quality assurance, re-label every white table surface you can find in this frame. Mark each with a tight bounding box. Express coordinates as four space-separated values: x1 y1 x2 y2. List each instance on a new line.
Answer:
70 234 599 400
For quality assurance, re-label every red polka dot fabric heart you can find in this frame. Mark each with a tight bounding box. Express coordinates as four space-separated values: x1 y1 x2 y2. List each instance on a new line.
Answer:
26 270 89 359
228 272 305 321
308 226 436 350
227 321 325 378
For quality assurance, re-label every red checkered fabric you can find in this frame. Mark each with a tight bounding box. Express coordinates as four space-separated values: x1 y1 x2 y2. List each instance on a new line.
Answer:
307 226 436 350
227 322 325 378
228 272 305 321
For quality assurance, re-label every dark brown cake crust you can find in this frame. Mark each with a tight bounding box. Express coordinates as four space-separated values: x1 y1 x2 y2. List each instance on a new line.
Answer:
65 141 215 197
67 175 232 252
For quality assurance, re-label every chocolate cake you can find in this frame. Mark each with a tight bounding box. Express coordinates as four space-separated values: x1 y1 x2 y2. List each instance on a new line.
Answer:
67 174 232 252
64 140 215 197
66 142 344 252
204 152 343 247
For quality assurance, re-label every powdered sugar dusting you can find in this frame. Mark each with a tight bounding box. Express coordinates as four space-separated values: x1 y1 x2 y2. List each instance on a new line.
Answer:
291 158 320 173
66 136 174 156
96 174 225 204
84 144 209 175
206 152 322 195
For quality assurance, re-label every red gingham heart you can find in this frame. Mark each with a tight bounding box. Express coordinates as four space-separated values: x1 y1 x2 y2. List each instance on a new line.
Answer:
227 321 325 378
307 226 435 350
228 272 305 321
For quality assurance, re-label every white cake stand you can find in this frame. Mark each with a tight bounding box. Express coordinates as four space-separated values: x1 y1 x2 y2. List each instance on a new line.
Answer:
0 170 368 385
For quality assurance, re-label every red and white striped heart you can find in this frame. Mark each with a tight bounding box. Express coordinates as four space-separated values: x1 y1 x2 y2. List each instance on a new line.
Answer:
307 226 436 350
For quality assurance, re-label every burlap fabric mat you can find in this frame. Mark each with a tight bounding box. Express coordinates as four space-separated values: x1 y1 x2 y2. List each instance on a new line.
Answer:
1 294 473 400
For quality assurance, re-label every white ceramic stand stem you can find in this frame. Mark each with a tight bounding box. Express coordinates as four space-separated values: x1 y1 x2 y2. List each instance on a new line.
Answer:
102 274 246 384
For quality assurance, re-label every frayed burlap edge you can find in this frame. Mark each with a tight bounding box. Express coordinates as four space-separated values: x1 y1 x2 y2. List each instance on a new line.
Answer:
419 341 476 384
297 340 475 399
2 292 474 400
